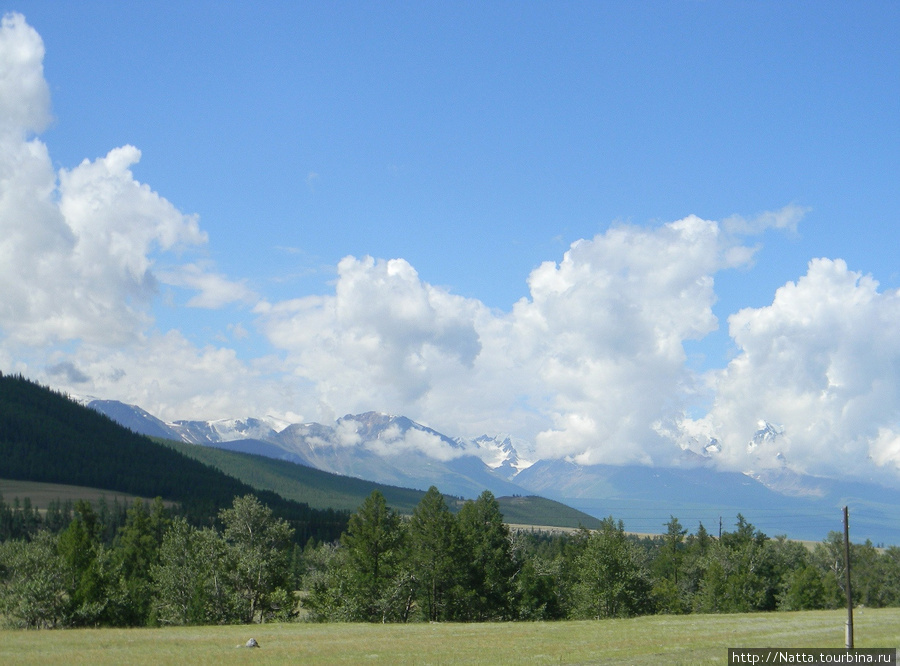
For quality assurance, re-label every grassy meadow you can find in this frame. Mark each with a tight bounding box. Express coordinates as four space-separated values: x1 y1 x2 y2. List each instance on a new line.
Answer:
0 479 146 509
0 608 897 665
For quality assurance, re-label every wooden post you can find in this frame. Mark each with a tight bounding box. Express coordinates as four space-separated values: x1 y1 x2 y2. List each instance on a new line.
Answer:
843 506 853 649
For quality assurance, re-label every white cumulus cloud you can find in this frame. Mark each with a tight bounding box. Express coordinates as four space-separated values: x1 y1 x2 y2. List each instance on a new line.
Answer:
0 13 278 422
255 255 485 421
0 13 50 135
513 215 757 465
685 258 900 479
256 215 778 467
0 12 249 348
33 330 308 424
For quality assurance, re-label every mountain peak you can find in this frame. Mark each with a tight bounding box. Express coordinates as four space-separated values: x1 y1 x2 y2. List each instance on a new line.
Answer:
747 420 784 454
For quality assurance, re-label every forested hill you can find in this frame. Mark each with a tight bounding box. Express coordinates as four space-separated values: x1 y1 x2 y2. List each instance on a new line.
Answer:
0 373 348 542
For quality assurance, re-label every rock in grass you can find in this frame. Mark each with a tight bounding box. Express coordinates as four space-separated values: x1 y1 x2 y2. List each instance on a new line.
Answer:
236 638 260 648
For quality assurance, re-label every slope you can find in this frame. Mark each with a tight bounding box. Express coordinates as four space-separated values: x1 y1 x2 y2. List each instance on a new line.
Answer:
160 438 602 528
0 373 347 542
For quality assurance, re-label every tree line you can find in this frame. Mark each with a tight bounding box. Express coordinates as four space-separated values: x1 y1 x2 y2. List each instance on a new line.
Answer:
300 487 900 622
2 487 900 628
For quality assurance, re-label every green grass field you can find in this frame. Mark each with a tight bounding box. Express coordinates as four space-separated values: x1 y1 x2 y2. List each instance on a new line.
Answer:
0 479 146 509
0 608 897 665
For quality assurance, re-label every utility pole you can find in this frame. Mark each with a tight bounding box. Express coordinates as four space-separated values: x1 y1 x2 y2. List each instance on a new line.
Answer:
843 505 853 649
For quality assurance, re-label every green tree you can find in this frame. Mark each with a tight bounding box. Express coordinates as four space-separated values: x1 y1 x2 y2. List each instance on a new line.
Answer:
673 522 712 611
766 536 819 610
651 516 688 613
810 531 853 609
408 486 462 621
572 517 652 619
456 491 517 621
694 516 774 614
301 542 359 622
659 516 687 583
851 540 883 607
57 500 113 625
780 564 829 610
151 517 231 625
871 546 900 607
220 494 295 623
509 532 564 620
0 532 70 628
111 498 169 625
339 490 407 622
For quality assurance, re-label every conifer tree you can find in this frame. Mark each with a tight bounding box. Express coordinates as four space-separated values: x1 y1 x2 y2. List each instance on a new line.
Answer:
340 490 406 622
112 498 169 625
408 486 462 621
456 490 516 621
57 500 113 624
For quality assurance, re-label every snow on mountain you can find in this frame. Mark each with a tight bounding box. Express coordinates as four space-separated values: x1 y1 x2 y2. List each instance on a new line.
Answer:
463 434 534 480
268 412 526 497
67 392 101 407
168 416 290 445
338 412 467 460
747 420 784 453
83 398 527 498
79 397 900 542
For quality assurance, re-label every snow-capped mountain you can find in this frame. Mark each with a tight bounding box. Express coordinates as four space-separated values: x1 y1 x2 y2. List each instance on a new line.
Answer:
747 420 784 453
270 412 528 498
80 398 900 543
168 416 290 445
83 400 529 498
464 434 534 480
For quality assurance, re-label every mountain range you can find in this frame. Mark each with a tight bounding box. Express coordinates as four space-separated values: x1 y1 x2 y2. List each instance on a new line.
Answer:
81 397 900 545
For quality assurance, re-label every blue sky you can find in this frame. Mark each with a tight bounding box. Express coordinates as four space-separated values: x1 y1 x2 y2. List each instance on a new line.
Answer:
2 3 899 482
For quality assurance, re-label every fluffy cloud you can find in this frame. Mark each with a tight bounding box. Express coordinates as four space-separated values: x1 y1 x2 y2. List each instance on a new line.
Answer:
255 215 776 466
31 330 308 423
0 13 50 135
255 255 486 422
514 215 757 465
687 258 900 479
0 13 275 421
364 424 465 462
0 13 247 348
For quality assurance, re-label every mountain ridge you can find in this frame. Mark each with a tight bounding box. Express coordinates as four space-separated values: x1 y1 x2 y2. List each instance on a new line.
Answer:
82 396 900 543
4 375 600 533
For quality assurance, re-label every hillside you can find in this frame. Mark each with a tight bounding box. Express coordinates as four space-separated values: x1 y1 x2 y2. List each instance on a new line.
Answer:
489 495 602 529
160 437 429 513
0 373 347 542
161 438 602 528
